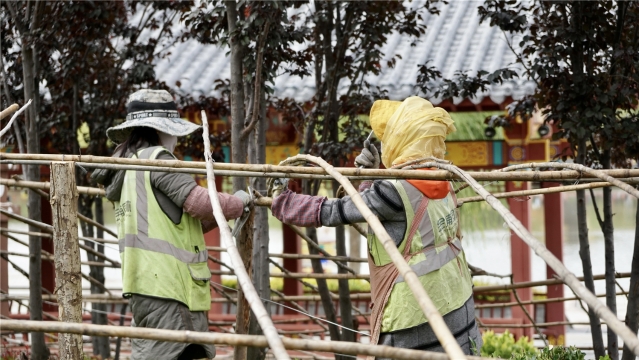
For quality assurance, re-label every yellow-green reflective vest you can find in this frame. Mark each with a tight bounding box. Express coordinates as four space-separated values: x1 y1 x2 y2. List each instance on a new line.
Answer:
368 180 473 333
116 146 211 311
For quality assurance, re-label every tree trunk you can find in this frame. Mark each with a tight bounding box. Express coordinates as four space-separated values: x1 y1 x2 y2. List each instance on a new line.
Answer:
225 3 252 359
247 91 269 360
602 150 618 360
576 139 606 358
334 182 355 343
50 161 84 360
348 220 362 274
306 226 342 341
621 197 639 360
89 198 111 359
22 37 49 360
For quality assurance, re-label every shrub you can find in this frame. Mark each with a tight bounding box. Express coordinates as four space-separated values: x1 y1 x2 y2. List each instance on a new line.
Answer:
481 330 537 359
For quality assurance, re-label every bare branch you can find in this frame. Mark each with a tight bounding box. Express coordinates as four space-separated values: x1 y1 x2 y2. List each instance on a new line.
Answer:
241 20 272 140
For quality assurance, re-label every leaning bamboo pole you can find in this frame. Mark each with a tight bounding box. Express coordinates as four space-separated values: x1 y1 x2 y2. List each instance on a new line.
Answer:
413 161 639 356
0 103 19 121
0 320 491 360
200 112 290 360
282 155 467 360
3 152 639 181
0 100 31 138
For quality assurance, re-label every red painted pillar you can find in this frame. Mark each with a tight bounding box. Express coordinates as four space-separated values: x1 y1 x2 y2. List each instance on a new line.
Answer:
282 181 302 314
543 182 565 344
206 176 224 315
506 181 533 338
0 164 9 318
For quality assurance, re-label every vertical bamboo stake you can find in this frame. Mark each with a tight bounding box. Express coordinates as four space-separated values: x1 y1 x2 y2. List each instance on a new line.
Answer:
201 111 291 360
50 161 83 359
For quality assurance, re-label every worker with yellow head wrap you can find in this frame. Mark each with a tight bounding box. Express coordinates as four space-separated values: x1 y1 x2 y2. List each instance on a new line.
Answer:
271 96 480 358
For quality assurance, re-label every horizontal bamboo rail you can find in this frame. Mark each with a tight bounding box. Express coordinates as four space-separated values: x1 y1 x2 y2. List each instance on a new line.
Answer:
0 250 113 268
474 291 625 309
210 269 370 280
0 228 119 246
0 320 490 360
479 321 609 329
0 209 121 266
3 153 639 181
4 178 636 213
474 272 630 292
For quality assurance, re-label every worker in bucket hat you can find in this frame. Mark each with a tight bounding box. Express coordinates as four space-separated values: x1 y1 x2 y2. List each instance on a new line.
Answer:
92 89 251 360
270 96 480 359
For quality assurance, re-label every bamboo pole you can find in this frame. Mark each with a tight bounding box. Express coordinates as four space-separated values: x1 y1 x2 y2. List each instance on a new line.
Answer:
0 210 120 266
3 178 118 239
0 178 104 196
0 103 19 120
457 182 613 204
1 228 119 246
287 224 359 276
0 320 491 360
3 153 639 181
210 269 370 280
414 161 639 356
474 272 630 292
208 246 368 263
49 161 84 359
201 112 290 360
0 100 31 137
2 177 636 211
475 291 626 309
479 321 609 329
283 155 466 360
495 162 639 199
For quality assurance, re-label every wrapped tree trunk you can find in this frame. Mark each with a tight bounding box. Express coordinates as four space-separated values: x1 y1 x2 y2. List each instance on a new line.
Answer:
50 161 83 359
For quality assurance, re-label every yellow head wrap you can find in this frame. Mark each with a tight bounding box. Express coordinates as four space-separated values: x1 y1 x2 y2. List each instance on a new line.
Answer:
369 96 456 168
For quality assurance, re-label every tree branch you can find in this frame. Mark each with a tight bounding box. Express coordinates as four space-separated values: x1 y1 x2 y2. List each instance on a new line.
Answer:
241 20 271 140
589 188 605 229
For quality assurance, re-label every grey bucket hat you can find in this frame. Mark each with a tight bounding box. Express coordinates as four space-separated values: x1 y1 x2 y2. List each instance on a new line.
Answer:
106 89 200 143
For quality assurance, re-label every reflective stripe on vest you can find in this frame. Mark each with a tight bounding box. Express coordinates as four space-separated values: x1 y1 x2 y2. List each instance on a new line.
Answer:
117 146 211 311
368 179 473 333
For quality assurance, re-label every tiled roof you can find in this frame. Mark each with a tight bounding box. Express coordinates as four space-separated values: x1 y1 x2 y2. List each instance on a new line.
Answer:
156 1 535 105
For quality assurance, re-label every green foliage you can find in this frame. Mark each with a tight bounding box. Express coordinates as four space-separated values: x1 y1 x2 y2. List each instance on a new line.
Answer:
511 346 586 360
481 330 537 359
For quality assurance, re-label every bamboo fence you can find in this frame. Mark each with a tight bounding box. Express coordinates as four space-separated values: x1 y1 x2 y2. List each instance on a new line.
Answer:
2 152 639 357
0 320 491 360
3 152 639 181
3 178 636 211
